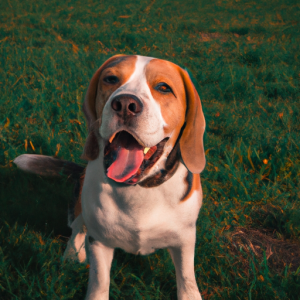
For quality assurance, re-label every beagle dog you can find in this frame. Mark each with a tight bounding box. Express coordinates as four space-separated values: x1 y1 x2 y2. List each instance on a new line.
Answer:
14 54 206 300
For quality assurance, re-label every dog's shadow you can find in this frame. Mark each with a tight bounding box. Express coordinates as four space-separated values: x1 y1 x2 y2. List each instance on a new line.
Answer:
1 164 73 238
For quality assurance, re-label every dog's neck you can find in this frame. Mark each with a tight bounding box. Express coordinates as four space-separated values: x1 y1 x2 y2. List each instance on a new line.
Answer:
138 142 180 188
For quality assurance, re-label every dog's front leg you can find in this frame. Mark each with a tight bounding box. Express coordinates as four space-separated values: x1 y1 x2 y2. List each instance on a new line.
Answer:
169 234 202 300
85 238 114 300
64 214 87 263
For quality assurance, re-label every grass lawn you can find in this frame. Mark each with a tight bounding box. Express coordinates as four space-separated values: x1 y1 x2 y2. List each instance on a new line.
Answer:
0 0 299 299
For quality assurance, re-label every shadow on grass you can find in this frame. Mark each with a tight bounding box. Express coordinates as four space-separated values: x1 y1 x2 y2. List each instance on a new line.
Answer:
0 165 72 238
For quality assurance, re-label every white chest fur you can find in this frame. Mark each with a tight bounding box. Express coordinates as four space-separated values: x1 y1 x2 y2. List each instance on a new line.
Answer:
81 156 202 255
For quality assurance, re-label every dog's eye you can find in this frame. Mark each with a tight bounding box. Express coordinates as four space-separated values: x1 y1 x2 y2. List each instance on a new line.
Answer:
103 76 119 84
155 82 173 93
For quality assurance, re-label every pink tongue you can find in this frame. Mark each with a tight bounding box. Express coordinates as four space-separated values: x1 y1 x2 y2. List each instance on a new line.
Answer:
107 146 144 182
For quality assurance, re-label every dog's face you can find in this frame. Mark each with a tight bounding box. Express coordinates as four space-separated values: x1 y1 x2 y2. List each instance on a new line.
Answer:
82 55 205 185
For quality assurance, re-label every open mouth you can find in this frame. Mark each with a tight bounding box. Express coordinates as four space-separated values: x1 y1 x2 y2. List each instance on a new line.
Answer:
104 131 168 185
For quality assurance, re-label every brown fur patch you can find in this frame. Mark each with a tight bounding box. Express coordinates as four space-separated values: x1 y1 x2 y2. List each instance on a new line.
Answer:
145 59 186 136
68 170 85 226
74 173 85 219
95 55 137 123
81 130 100 161
178 69 206 174
180 172 200 202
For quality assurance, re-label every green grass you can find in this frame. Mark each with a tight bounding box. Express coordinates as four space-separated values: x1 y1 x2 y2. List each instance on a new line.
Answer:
0 0 300 298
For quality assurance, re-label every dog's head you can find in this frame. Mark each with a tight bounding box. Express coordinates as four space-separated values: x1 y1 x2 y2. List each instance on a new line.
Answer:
82 54 205 185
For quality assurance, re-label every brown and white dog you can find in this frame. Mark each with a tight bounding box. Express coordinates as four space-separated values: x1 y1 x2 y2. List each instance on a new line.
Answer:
14 54 206 300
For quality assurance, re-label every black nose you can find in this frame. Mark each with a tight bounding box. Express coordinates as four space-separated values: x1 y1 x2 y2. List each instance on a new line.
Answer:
111 94 143 116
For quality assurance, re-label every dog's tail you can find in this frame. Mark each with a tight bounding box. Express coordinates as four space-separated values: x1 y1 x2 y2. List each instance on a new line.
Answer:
13 154 85 179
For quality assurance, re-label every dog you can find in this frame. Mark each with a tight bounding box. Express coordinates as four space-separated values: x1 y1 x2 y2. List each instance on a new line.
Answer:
14 54 206 300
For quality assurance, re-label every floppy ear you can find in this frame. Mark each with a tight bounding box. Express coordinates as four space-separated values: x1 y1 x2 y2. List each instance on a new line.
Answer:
81 54 126 161
179 69 206 173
